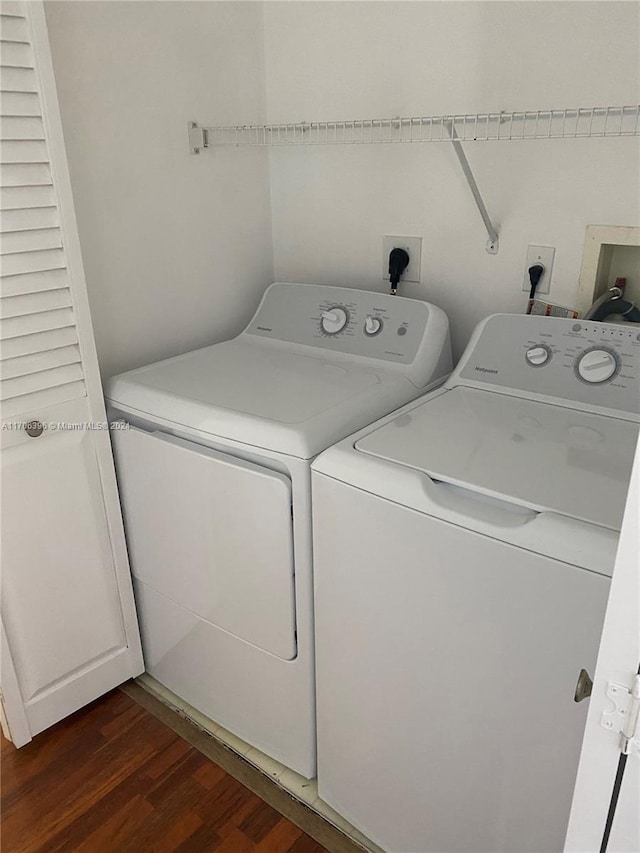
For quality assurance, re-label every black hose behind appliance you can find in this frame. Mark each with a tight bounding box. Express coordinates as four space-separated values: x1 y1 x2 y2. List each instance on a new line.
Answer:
586 296 640 323
584 282 640 324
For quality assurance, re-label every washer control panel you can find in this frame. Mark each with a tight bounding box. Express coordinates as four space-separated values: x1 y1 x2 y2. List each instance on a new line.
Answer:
246 282 437 365
458 315 640 417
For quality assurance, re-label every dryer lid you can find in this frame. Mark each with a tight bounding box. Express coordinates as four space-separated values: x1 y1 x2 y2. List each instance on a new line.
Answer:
108 339 380 422
355 387 639 530
106 339 413 458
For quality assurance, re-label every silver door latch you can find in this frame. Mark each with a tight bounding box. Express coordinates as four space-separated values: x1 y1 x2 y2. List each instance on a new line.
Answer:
600 675 640 757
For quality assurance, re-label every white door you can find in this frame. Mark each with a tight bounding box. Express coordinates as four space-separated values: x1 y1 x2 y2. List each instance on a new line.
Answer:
565 439 640 853
0 0 143 745
1 399 143 739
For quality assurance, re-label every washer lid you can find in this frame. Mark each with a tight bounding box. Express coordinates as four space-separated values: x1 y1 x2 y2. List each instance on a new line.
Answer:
355 387 639 530
106 339 413 458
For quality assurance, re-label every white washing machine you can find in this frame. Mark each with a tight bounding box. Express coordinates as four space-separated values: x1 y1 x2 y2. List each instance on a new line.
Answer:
311 314 640 851
105 282 452 778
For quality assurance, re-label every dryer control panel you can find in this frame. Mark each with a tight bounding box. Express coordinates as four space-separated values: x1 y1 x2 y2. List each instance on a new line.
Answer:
456 314 640 419
244 282 450 376
246 282 429 363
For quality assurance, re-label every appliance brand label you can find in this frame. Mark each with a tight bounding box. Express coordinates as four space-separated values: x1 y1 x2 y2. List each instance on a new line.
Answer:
474 365 499 374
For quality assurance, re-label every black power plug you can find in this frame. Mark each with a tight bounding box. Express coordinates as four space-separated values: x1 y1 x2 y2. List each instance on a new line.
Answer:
526 263 545 314
389 248 410 295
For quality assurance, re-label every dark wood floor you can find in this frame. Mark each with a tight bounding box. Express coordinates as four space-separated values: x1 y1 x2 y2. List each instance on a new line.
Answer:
1 690 327 853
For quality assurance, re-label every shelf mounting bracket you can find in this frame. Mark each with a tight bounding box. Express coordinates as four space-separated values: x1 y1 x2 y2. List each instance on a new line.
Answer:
188 121 208 155
446 122 499 254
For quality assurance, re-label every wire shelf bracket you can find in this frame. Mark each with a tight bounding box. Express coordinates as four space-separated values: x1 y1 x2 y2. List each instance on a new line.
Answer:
446 121 499 254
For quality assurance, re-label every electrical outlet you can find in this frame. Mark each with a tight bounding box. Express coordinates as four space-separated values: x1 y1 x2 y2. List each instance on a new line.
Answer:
522 245 555 294
383 236 422 284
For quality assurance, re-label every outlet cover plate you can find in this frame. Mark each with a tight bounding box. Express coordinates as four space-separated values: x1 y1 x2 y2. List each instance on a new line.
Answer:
383 235 422 284
523 245 555 294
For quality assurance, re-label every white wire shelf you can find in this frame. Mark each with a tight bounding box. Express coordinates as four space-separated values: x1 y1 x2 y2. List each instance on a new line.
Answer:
195 106 640 148
187 104 640 256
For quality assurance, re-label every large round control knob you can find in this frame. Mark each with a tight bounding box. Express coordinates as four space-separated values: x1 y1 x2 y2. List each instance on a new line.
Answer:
576 348 619 384
321 306 349 335
525 344 551 366
364 315 383 336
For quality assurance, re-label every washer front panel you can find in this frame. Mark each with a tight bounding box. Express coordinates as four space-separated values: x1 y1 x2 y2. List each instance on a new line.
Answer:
312 475 610 853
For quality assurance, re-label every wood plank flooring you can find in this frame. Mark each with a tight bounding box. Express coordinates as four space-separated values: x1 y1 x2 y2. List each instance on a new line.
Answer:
1 690 328 853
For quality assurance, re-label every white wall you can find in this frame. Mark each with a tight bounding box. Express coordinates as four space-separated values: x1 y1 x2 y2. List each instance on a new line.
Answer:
46 1 640 369
263 1 640 357
46 1 273 378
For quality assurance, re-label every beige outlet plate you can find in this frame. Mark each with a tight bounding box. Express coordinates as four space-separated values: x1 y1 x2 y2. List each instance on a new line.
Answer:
522 245 555 294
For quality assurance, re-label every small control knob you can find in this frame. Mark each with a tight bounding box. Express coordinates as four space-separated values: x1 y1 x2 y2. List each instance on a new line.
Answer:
364 315 382 336
525 344 551 366
321 306 348 335
576 348 619 384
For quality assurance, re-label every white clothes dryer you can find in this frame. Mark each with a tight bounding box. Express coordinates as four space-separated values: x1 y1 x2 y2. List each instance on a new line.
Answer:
312 314 640 851
106 282 452 778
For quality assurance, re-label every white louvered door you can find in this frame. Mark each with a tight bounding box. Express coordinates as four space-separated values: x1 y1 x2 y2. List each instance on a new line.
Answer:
0 0 143 746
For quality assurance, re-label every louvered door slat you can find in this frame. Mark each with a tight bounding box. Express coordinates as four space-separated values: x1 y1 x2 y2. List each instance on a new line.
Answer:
1 267 68 297
0 206 58 232
1 92 41 117
0 40 32 68
1 287 72 318
0 163 51 186
0 116 45 140
1 343 80 380
0 2 86 418
0 307 75 339
0 2 26 17
1 140 49 163
0 66 37 92
0 185 54 208
0 325 78 360
1 247 65 276
1 361 83 400
1 379 85 417
1 227 62 254
0 13 29 42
